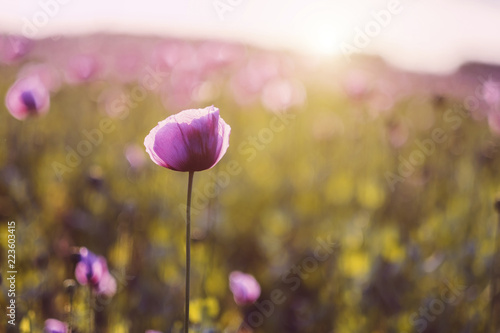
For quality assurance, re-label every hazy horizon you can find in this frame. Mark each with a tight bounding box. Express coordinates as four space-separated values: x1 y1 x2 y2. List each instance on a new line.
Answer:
1 0 500 74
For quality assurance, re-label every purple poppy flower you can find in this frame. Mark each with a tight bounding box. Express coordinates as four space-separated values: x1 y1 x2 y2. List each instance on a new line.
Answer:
75 247 105 286
483 79 500 109
18 63 61 92
65 54 101 83
229 271 261 305
144 106 230 172
5 76 50 120
96 269 117 297
44 319 67 333
74 247 117 296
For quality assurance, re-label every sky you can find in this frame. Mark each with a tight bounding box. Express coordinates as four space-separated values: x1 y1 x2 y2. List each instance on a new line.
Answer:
1 0 500 74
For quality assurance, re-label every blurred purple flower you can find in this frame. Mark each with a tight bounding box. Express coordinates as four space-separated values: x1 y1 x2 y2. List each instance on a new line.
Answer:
18 63 62 92
145 331 163 333
5 76 50 120
112 48 144 83
229 271 261 305
144 106 230 172
230 56 279 106
343 71 370 101
387 120 409 148
162 68 202 109
75 247 104 285
44 319 67 333
0 35 31 64
75 247 117 296
96 267 118 297
198 41 244 71
125 144 147 170
152 41 185 72
99 87 127 118
482 79 500 109
367 88 395 116
261 78 306 112
66 54 100 83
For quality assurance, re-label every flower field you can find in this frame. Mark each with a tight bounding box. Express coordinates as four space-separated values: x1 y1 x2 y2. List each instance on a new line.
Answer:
1 34 500 332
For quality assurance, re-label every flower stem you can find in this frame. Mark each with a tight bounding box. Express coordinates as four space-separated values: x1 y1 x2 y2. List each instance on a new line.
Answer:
88 287 94 333
185 171 194 333
68 290 74 333
64 279 76 333
490 199 500 332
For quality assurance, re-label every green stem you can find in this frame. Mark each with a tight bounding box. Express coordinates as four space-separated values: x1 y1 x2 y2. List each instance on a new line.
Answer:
491 199 500 333
68 292 73 333
88 287 94 333
185 171 194 333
